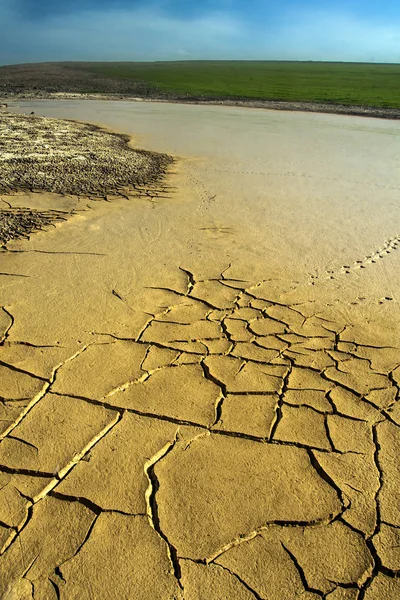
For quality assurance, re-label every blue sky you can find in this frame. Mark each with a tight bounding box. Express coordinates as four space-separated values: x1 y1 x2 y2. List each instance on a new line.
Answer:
1 0 399 64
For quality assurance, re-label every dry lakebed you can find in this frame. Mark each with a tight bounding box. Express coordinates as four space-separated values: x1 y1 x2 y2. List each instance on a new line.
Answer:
0 100 399 599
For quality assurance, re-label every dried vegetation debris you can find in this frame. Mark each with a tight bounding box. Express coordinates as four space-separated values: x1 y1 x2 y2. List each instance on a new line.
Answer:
0 208 67 246
0 271 400 597
0 112 173 244
0 112 173 197
0 61 158 97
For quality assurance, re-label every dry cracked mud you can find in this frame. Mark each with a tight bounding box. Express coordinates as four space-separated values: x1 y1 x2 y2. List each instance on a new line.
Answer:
1 104 400 599
0 269 399 599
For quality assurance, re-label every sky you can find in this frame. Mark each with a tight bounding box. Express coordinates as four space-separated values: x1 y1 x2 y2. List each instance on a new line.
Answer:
0 0 399 65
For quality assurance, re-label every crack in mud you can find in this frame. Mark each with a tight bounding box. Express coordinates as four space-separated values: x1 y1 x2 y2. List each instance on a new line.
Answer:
281 543 325 598
0 345 91 441
208 562 265 600
0 270 399 597
144 431 183 587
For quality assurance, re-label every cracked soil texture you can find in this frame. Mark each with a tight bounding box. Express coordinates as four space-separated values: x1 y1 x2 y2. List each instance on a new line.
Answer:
1 101 400 599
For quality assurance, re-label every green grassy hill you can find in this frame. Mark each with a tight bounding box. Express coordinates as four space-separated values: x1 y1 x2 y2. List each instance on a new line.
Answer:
1 61 399 109
77 61 400 108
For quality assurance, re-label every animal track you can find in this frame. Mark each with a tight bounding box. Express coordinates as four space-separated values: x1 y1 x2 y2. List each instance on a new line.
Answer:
379 296 395 305
347 234 400 272
312 235 400 285
186 163 217 208
199 225 234 236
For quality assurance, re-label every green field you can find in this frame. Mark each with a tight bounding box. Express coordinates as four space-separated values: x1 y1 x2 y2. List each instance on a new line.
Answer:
77 61 400 108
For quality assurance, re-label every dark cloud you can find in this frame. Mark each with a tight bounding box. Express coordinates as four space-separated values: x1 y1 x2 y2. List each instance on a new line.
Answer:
18 0 143 19
15 0 240 21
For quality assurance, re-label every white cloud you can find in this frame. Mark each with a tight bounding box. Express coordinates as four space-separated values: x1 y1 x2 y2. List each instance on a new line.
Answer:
257 9 400 62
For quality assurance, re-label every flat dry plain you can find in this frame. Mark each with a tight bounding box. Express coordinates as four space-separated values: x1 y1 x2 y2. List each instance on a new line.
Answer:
1 100 400 599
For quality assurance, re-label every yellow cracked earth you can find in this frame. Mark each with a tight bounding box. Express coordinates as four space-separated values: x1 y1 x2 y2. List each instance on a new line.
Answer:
1 102 400 599
1 271 400 599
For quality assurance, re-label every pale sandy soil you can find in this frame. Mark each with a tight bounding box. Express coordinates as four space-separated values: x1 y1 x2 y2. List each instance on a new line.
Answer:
0 101 400 599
